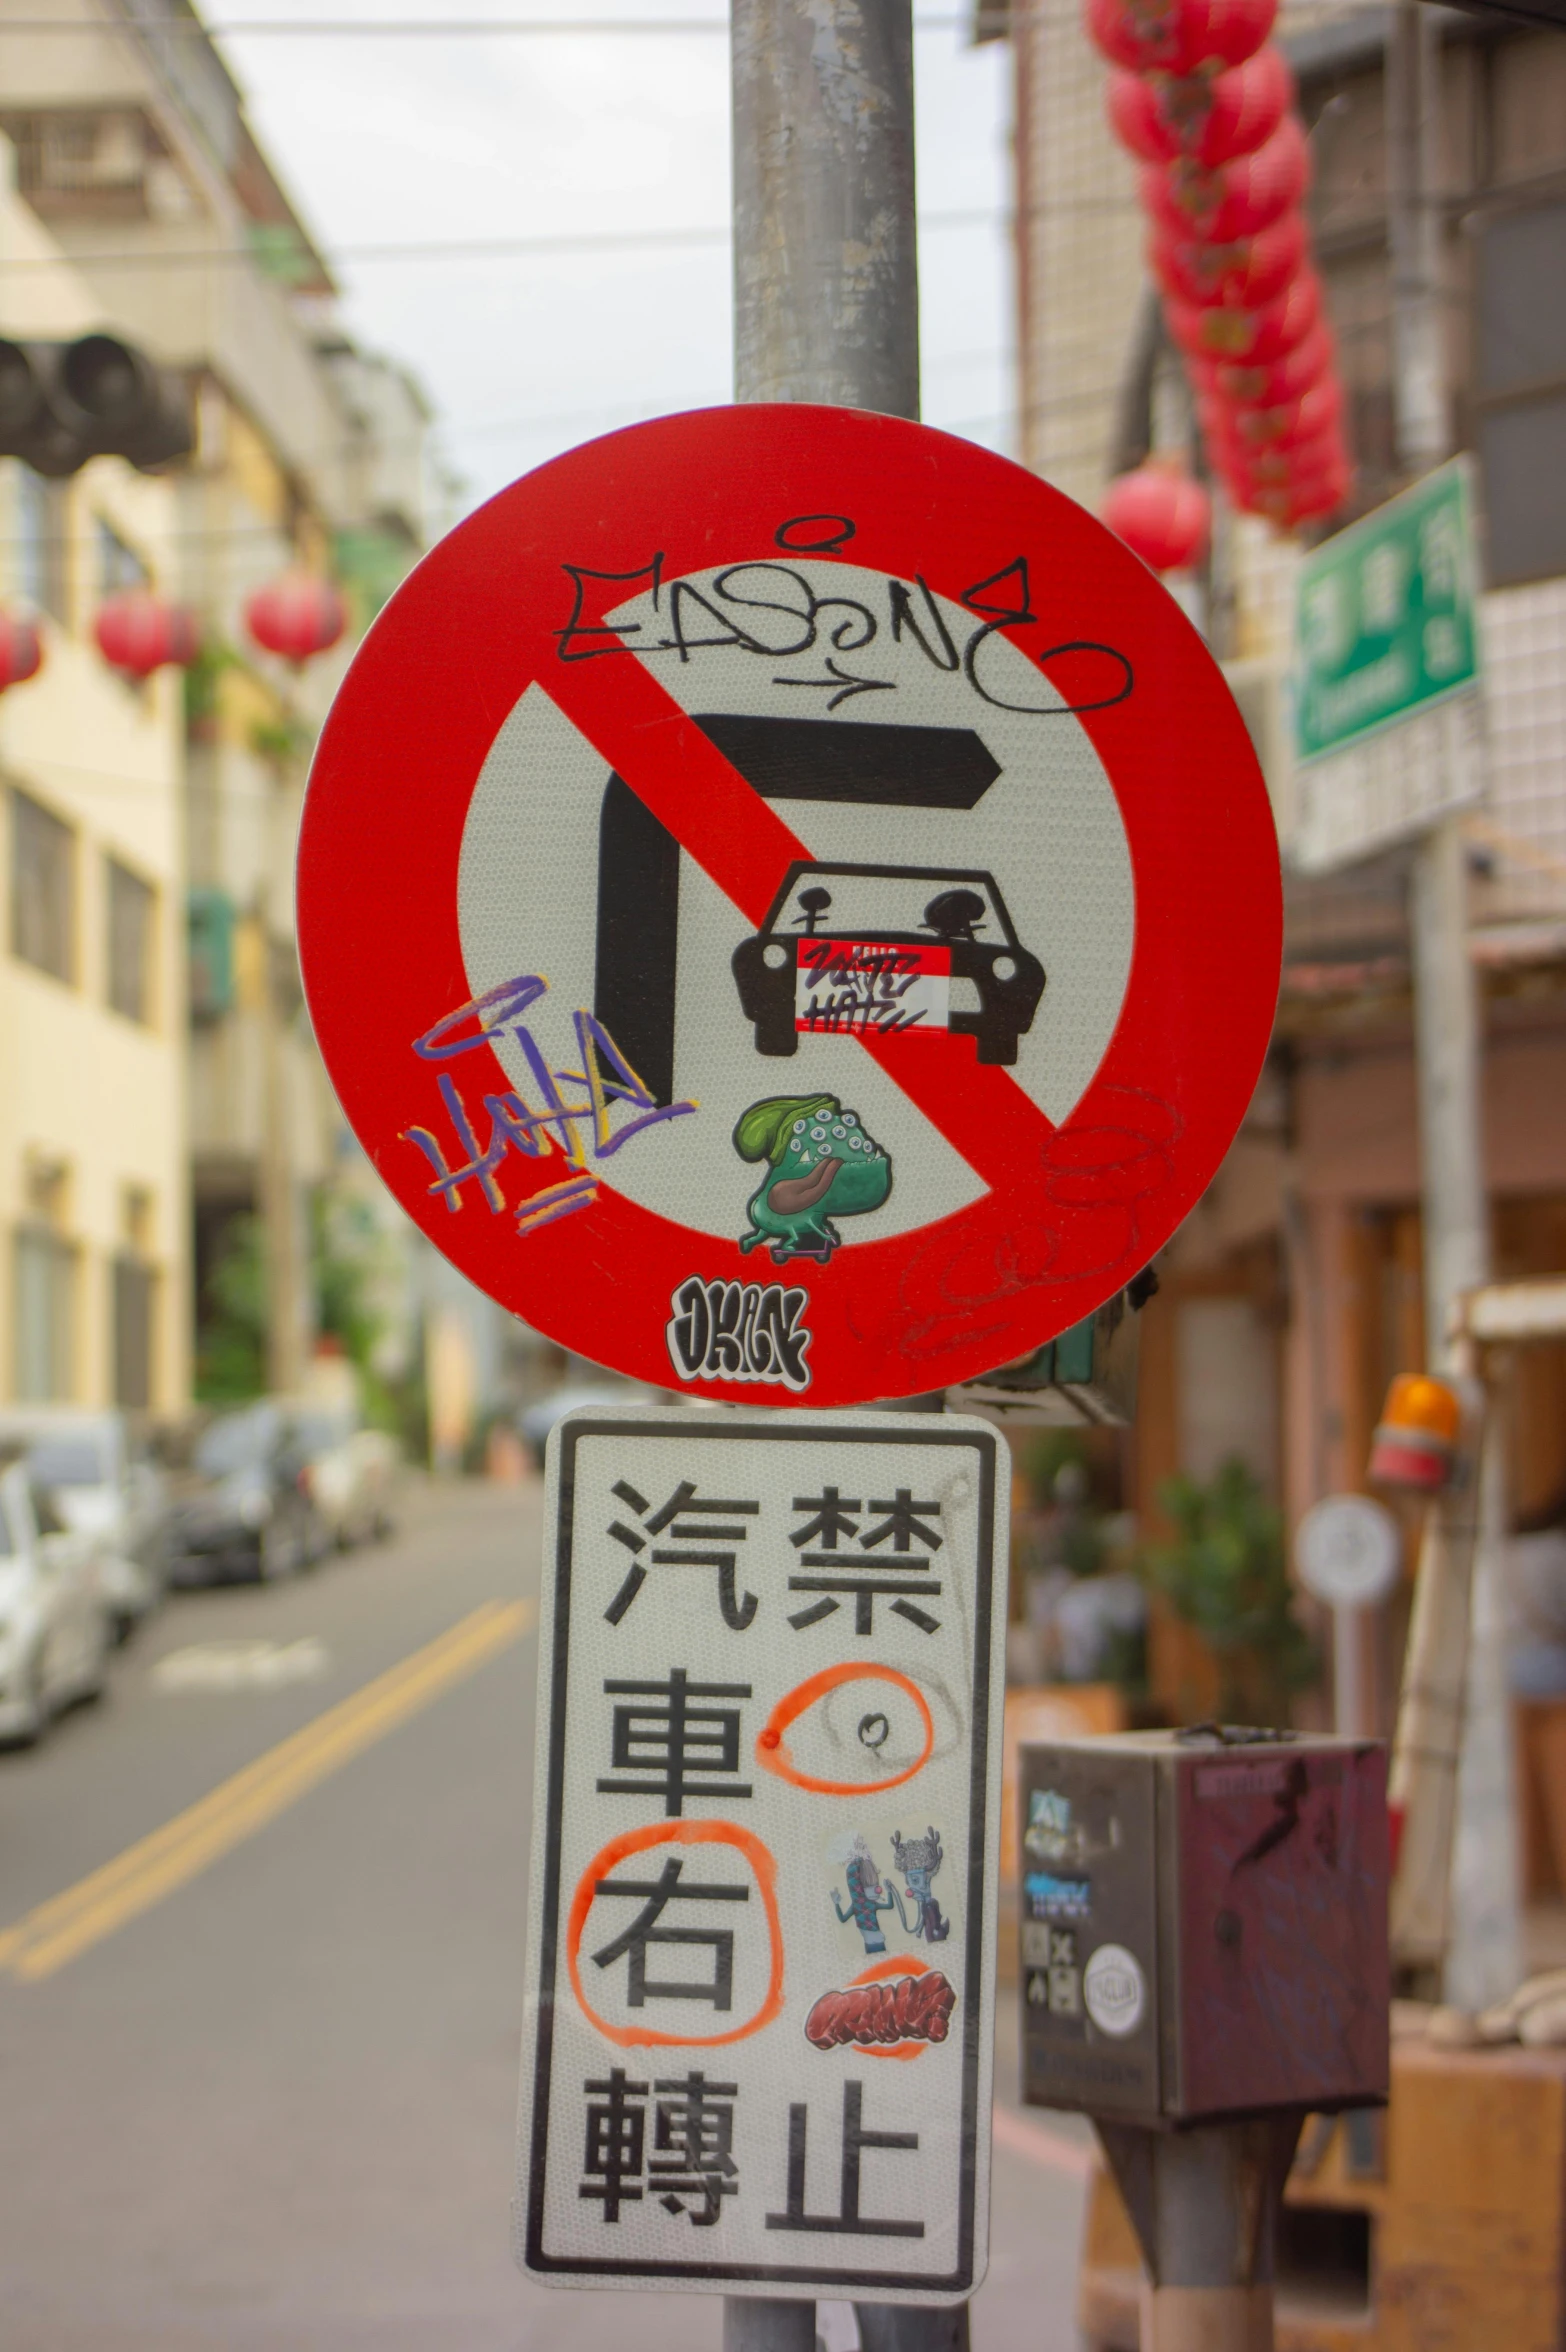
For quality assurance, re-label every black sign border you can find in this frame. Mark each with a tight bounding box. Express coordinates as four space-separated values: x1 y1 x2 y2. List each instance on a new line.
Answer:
522 1415 1000 2294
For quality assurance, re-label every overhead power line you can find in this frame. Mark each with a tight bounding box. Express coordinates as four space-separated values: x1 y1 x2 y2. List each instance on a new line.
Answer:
0 205 999 272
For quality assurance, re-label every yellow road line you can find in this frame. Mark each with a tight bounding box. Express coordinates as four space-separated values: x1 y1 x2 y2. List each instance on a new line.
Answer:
0 1597 535 1984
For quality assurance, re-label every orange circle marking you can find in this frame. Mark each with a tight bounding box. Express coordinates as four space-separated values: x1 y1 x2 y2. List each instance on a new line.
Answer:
754 1662 935 1796
566 1819 784 2050
846 1954 939 2061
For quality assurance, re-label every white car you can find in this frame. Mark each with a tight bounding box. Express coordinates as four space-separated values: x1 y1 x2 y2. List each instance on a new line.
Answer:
0 1409 171 1641
293 1411 400 1550
0 1459 113 1746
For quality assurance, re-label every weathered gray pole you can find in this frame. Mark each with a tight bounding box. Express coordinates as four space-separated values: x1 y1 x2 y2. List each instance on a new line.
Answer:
1382 0 1519 2012
732 0 919 421
727 9 962 2346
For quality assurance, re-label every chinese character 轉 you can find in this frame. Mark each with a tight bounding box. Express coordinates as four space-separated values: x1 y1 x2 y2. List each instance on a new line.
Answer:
591 1854 750 2011
580 2068 648 2222
649 2071 740 2225
579 2068 740 2227
787 1483 944 1635
604 1477 761 1630
595 1667 754 1816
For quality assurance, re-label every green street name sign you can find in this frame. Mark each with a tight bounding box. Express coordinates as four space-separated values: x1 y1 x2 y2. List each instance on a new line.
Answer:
1294 458 1479 763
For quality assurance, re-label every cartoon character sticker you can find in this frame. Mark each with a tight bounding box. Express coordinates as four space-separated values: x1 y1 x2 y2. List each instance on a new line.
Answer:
891 1827 950 1945
733 1095 892 1265
829 1827 954 1954
832 1834 901 1955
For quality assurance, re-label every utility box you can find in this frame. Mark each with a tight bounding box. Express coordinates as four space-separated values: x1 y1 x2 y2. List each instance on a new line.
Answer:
1019 1731 1390 2123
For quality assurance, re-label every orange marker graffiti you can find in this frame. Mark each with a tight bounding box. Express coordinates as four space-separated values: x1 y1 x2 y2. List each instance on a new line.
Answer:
566 1818 784 2050
755 1661 935 1796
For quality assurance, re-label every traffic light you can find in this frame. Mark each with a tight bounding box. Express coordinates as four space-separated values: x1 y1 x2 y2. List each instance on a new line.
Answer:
0 333 192 476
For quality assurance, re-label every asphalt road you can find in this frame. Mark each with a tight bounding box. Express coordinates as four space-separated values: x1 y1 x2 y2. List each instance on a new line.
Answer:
0 1478 1089 2351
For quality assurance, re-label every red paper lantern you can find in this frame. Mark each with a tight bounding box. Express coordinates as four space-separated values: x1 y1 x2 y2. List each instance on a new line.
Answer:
1238 460 1353 526
1102 465 1211 571
1212 417 1342 479
0 610 43 692
1107 44 1291 168
245 572 348 665
1167 266 1320 364
1220 374 1343 450
1150 207 1305 309
1086 0 1276 76
1213 442 1344 515
1142 113 1309 242
1202 318 1335 408
94 592 201 680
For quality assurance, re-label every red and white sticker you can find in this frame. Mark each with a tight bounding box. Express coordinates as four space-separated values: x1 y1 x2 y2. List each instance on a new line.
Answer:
297 405 1281 1409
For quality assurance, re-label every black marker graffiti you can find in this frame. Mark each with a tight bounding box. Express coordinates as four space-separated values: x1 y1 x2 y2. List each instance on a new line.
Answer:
666 1276 812 1393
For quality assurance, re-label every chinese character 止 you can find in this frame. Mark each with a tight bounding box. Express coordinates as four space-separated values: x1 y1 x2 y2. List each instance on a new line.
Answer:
595 1668 754 1816
765 2081 923 2239
580 2068 740 2227
787 1484 944 1635
591 1854 751 2011
604 1477 761 1630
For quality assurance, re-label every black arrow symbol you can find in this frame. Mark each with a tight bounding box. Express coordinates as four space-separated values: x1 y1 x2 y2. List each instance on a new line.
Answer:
774 657 897 711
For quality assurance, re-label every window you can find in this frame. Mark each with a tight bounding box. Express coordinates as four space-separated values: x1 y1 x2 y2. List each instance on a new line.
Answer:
95 515 147 599
1477 201 1566 588
13 1226 76 1402
112 1255 154 1408
106 857 155 1022
10 788 75 983
14 466 68 623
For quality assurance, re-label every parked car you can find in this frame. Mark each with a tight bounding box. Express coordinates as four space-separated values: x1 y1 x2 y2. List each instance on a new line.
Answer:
732 860 1046 1065
0 1408 172 1642
519 1381 658 1470
292 1409 399 1549
166 1402 330 1587
0 1458 113 1746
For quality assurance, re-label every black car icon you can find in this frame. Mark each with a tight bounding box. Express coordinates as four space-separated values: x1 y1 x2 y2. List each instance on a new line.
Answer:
732 860 1046 1066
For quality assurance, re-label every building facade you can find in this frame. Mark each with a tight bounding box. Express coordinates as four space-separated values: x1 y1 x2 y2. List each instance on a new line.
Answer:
0 140 188 1412
0 0 441 1406
993 0 1566 1725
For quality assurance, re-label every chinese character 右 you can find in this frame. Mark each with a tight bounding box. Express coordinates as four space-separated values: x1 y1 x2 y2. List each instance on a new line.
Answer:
604 1478 761 1630
595 1668 754 1816
591 1854 750 2011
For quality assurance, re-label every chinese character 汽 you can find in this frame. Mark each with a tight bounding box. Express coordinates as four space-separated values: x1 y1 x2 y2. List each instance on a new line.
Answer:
604 1477 761 1630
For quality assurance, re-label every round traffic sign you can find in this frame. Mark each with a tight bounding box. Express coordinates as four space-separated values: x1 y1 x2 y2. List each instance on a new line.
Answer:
298 405 1281 1408
1295 1495 1402 1609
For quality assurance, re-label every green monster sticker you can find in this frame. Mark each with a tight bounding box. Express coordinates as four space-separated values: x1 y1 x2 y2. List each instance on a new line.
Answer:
733 1094 893 1265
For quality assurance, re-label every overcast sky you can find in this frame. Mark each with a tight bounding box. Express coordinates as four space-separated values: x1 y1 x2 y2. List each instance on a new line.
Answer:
215 4 1014 519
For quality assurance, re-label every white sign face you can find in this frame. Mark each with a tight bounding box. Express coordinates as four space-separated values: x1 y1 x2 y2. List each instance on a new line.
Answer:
1295 1494 1402 1610
514 1408 1008 2305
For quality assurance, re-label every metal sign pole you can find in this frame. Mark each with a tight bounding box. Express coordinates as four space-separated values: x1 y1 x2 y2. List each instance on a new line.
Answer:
729 9 962 2345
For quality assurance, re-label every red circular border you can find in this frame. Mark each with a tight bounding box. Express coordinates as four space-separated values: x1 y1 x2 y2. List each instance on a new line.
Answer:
298 405 1280 1408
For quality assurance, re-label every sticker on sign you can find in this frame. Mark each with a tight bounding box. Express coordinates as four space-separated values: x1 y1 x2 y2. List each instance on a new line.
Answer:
298 405 1280 1408
513 1408 1007 2303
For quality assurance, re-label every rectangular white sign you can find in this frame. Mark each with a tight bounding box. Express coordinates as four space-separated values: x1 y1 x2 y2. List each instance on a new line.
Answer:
514 1408 1007 2305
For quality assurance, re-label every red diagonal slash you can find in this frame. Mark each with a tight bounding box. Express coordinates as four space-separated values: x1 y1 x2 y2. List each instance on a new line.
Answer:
543 653 1059 1203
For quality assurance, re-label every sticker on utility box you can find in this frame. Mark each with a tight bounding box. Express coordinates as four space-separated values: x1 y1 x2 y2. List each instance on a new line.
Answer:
513 1407 1007 2305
